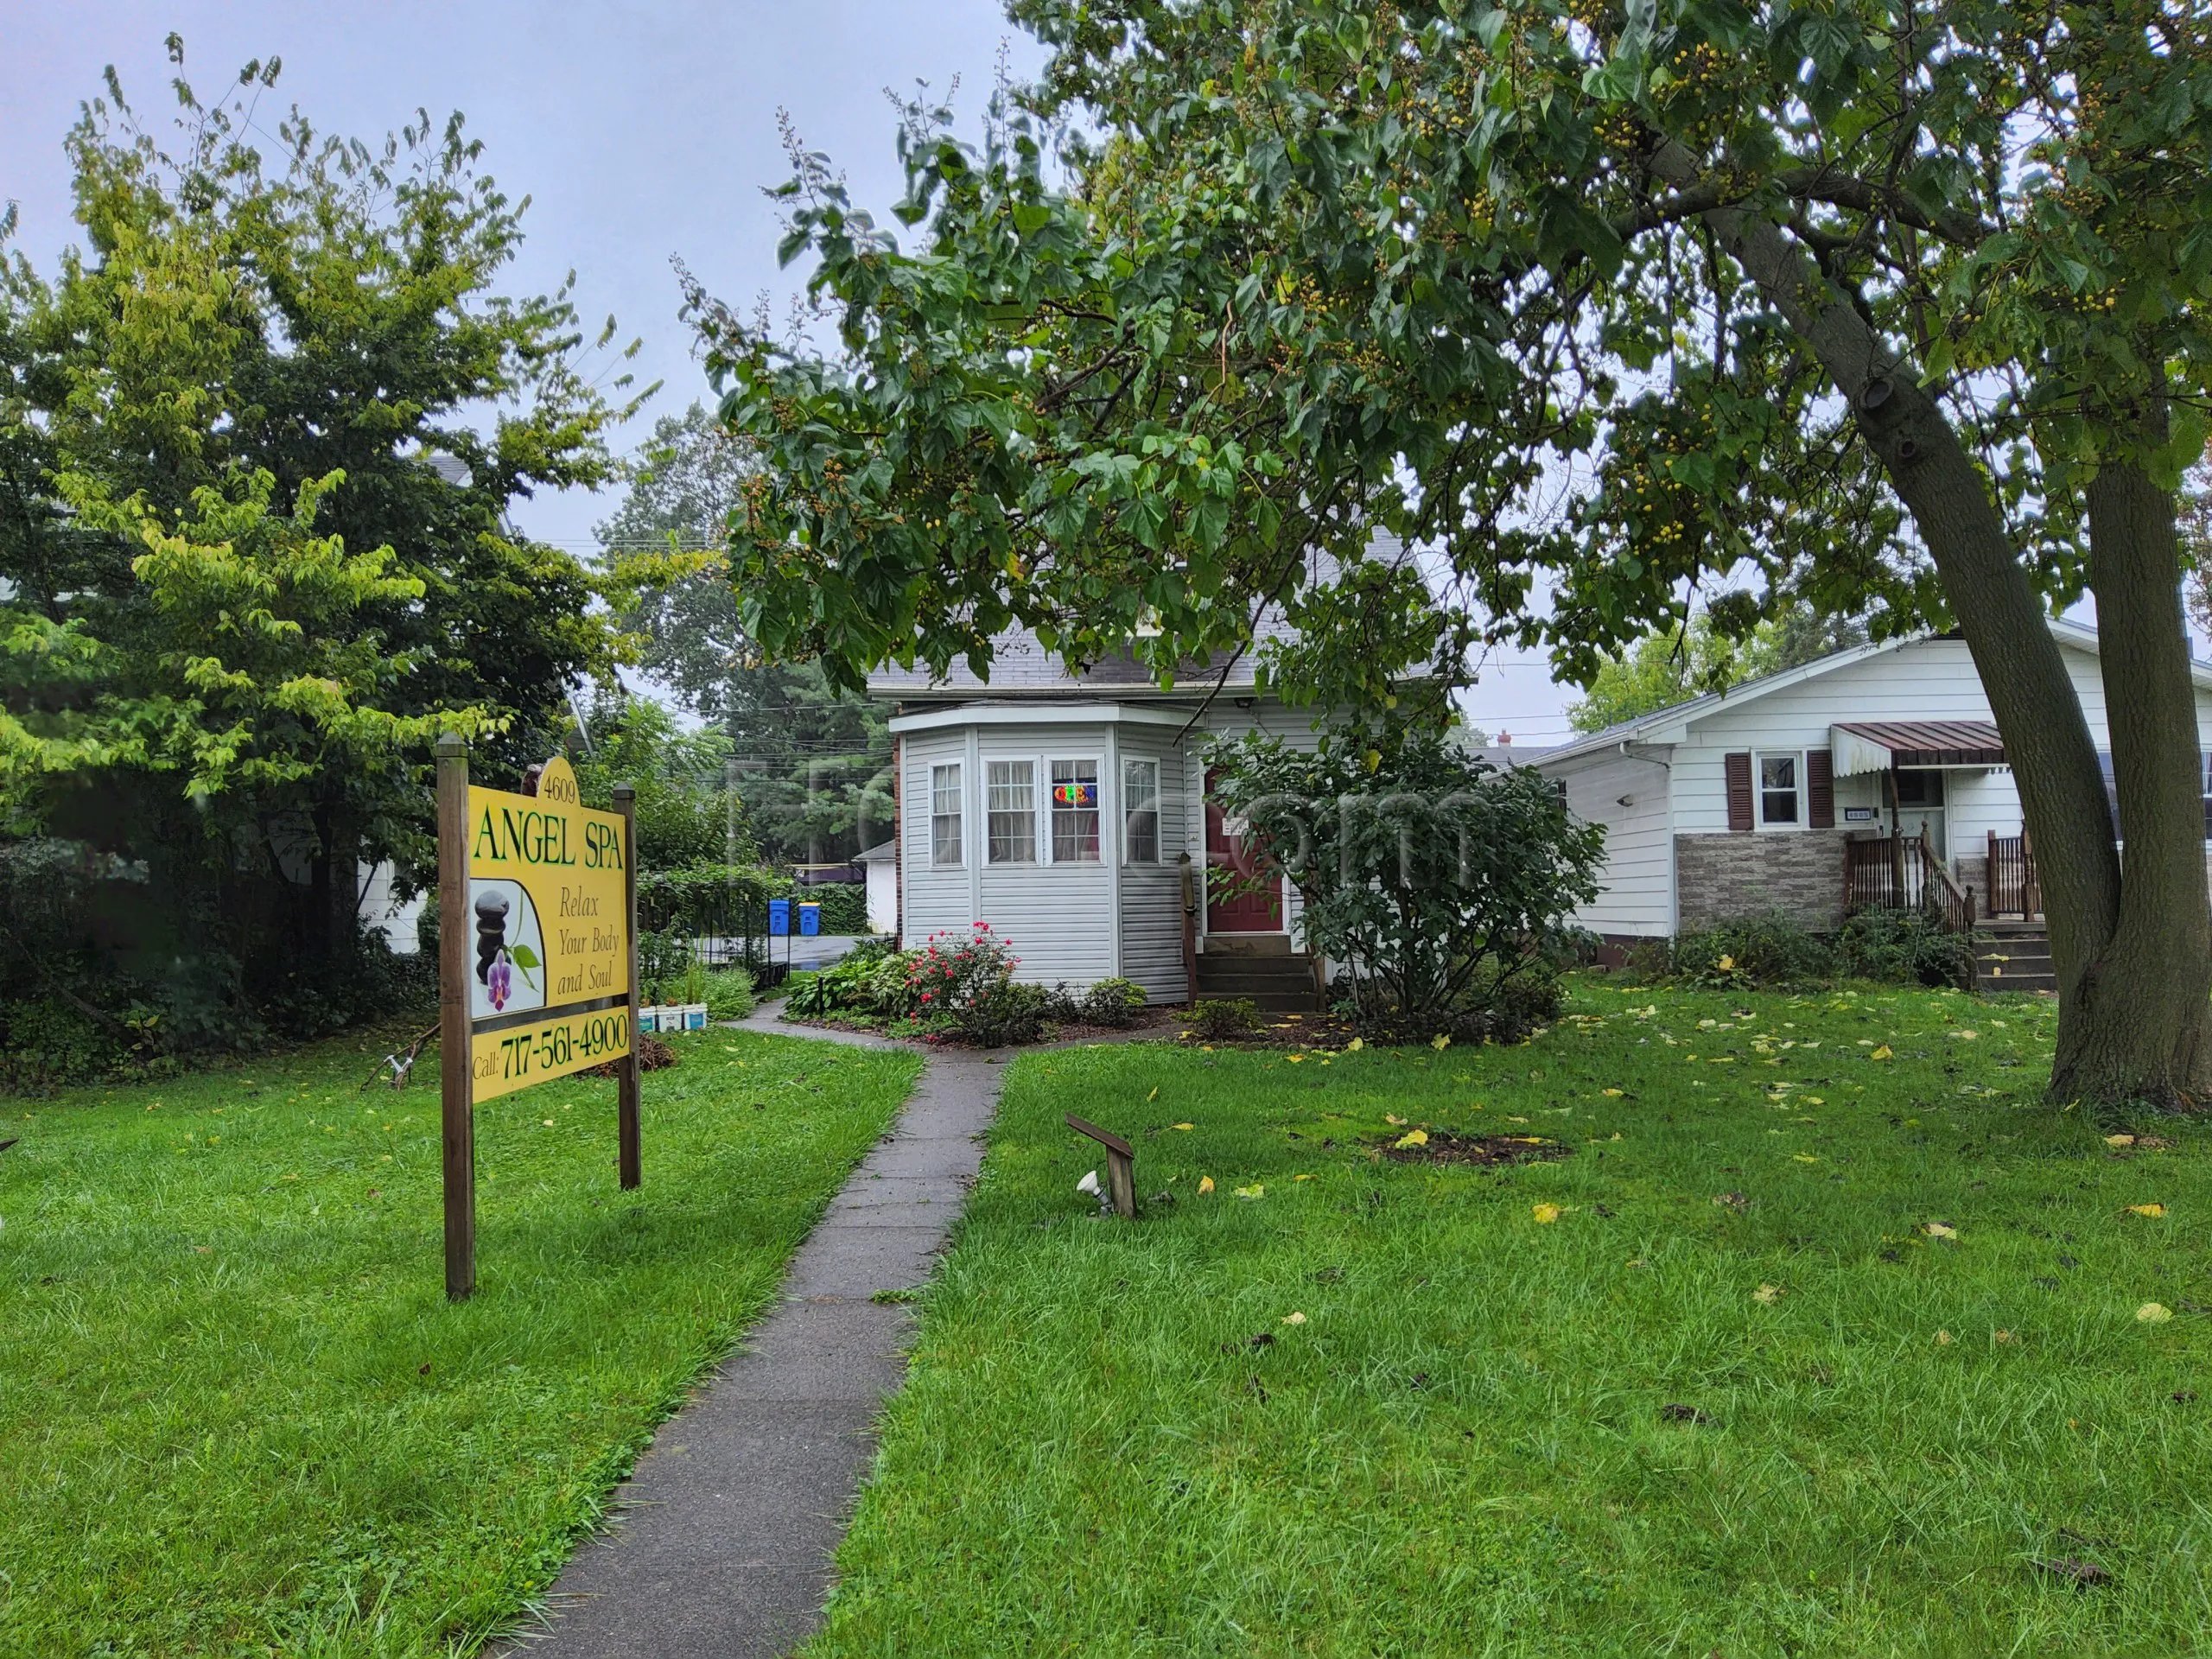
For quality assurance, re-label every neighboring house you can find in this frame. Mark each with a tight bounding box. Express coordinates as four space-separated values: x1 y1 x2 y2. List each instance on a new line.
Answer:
1534 620 2212 942
868 628 1344 1007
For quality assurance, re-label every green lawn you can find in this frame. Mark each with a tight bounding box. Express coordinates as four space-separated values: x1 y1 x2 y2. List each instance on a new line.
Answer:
810 981 2212 1656
0 1024 918 1657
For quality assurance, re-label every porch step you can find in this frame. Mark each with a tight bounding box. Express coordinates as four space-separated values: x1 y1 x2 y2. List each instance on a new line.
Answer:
1200 932 1294 957
1975 923 2057 994
1194 949 1322 1011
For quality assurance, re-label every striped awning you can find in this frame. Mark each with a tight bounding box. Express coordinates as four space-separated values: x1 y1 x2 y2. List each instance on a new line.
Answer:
1830 721 2006 774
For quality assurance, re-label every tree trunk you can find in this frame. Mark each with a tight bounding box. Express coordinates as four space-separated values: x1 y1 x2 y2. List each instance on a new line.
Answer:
1649 146 2212 1106
2058 457 2212 1104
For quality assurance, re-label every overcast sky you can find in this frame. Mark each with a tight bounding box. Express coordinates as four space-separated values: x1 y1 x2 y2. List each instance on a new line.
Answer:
2 2 1580 740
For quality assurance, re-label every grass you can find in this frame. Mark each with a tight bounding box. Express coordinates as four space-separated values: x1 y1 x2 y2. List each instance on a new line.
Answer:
0 1023 919 1657
807 979 2212 1656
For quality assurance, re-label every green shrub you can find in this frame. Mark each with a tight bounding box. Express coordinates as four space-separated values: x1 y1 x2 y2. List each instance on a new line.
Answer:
1672 914 1836 989
703 967 755 1021
1209 723 1605 1043
1191 999 1262 1039
950 979 1049 1046
1666 910 1974 991
1080 977 1149 1027
1835 908 1975 987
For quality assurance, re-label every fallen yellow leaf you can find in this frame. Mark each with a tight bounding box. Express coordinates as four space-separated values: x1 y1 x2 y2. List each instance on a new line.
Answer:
1792 1154 1819 1164
1286 1054 1305 1064
1752 1283 1783 1305
1924 1221 1958 1239
1147 1087 1160 1102
1870 1046 1895 1061
1293 1173 1313 1182
1281 1311 1306 1325
1602 1087 1624 1097
1395 1129 1429 1148
1346 1038 1363 1052
1531 1203 1561 1224
1936 1329 1954 1345
1431 1033 1452 1052
1172 1122 1194 1132
1233 1183 1266 1200
1197 1176 1215 1195
2106 1133 2136 1147
2128 1203 2167 1217
1385 1114 1406 1126
2139 1302 2174 1324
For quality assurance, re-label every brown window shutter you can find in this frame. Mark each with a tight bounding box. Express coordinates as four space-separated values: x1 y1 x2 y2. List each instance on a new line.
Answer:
1808 748 1834 829
1725 752 1754 831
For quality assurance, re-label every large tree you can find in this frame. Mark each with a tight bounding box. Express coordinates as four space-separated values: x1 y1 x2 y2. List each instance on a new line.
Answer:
0 43 639 1046
698 0 2212 1107
601 404 892 864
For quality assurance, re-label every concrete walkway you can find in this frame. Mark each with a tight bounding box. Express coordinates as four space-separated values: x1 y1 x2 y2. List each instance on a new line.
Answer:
511 1014 1009 1658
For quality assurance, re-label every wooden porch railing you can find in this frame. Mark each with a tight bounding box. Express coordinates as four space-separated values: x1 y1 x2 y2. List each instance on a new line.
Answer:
1842 828 1980 988
1986 831 2041 919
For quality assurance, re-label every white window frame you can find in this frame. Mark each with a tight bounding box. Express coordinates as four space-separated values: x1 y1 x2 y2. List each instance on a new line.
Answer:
1755 749 1805 830
986 758 1039 865
1045 755 1105 866
929 761 964 868
1122 757 1161 865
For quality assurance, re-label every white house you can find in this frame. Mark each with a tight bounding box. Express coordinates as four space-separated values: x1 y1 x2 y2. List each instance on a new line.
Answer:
858 840 899 935
1534 620 2212 942
868 629 1337 1007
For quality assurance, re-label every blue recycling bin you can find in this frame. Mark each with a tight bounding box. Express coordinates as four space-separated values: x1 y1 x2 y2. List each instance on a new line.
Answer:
767 898 791 937
798 901 821 938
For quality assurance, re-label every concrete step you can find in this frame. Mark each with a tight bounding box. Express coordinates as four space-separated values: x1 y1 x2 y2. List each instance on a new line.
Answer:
1196 969 1319 998
1197 955 1314 979
1201 932 1294 957
1195 989 1323 1014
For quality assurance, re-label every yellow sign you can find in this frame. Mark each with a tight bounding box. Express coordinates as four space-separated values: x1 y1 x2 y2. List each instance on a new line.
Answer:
464 755 631 1101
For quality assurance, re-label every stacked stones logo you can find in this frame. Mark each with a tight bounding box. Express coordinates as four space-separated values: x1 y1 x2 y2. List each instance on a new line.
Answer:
469 878 548 1020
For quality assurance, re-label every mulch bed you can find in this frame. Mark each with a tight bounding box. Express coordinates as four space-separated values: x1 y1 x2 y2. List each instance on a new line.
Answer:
1177 1012 1363 1049
773 1005 1183 1049
1375 1129 1573 1167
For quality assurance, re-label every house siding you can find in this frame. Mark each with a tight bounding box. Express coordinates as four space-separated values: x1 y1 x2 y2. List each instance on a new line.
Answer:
900 728 975 948
1551 749 1675 937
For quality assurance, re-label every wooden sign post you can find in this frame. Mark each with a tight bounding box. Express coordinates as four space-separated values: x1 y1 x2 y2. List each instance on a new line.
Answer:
436 736 639 1300
1065 1113 1136 1219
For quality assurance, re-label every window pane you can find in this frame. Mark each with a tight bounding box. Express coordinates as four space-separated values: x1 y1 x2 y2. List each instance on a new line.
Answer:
987 760 1035 863
1759 753 1798 824
1051 760 1100 862
929 764 962 866
1123 760 1160 863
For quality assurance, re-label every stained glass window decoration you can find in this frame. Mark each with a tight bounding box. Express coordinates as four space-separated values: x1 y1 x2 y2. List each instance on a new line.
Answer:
1050 760 1101 862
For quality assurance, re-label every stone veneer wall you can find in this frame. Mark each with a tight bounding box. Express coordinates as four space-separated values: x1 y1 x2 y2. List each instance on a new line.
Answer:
1675 830 1851 932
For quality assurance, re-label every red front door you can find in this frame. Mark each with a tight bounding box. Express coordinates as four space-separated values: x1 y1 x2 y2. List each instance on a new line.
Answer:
1205 771 1282 932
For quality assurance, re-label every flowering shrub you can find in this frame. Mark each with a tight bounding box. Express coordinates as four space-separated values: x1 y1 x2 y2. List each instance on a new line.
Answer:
877 925 1039 1045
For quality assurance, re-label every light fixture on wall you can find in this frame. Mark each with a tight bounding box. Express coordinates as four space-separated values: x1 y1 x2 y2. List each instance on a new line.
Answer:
1233 696 1255 709
1617 794 1635 807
